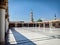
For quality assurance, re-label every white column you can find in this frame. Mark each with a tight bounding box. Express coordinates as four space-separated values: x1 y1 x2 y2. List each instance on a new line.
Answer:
28 23 29 27
33 23 34 29
49 22 53 30
15 23 17 27
33 23 35 27
36 23 37 27
39 23 40 28
5 19 9 33
43 23 45 30
33 23 34 27
43 23 45 28
49 22 53 28
0 9 5 43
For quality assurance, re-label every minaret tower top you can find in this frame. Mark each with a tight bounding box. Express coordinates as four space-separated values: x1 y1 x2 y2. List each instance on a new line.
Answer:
30 9 34 22
54 14 57 20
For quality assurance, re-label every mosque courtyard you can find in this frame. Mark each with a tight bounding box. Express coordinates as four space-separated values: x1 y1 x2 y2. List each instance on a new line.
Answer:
7 27 60 45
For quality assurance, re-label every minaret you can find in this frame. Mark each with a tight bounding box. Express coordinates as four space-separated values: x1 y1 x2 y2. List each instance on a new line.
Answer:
0 0 7 45
30 9 34 22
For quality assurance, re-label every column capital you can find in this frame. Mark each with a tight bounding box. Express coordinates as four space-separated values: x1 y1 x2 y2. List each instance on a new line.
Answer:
0 0 8 9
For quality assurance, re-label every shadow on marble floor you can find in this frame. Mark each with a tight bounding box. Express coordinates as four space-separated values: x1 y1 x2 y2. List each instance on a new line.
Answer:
6 28 36 45
6 28 60 45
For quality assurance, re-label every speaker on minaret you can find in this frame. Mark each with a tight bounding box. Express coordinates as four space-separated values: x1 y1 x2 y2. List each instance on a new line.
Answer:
30 9 34 22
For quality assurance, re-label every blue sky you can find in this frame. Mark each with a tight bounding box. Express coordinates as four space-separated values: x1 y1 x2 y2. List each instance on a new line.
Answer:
8 0 60 22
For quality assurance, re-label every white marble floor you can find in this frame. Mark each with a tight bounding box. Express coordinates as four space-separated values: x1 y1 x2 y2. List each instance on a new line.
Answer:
7 27 60 45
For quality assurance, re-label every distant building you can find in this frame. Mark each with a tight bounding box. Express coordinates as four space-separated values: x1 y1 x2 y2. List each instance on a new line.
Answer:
9 20 60 28
9 11 60 28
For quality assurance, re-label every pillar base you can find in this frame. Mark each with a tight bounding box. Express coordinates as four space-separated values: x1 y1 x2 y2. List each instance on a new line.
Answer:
0 41 5 45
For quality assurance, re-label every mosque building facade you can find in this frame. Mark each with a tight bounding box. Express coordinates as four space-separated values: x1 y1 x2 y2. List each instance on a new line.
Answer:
9 10 60 28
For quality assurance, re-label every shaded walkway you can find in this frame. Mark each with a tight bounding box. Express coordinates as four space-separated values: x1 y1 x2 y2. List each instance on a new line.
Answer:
7 28 36 45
